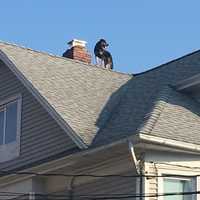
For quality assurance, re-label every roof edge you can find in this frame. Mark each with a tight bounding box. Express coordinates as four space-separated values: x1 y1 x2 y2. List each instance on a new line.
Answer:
2 133 200 184
138 133 200 153
0 49 88 149
0 40 132 77
134 49 200 76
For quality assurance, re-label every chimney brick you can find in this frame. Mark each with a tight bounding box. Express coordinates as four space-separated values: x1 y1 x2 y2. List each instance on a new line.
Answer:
63 39 92 64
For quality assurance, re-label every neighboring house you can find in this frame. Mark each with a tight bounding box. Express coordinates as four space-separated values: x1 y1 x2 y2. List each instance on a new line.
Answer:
1 40 200 200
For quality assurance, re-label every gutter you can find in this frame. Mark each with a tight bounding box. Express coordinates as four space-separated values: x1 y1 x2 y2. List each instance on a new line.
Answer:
128 140 140 174
0 137 132 187
138 133 200 153
2 133 200 186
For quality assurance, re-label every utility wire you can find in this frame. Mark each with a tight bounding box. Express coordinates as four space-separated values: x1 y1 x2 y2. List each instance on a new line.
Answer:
0 190 198 199
0 170 200 178
1 164 200 199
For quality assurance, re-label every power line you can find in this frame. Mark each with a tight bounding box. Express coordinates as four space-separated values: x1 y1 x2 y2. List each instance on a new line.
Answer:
1 164 199 199
0 170 200 178
0 190 198 199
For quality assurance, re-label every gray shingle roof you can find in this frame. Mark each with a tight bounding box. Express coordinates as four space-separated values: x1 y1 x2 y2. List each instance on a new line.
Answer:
0 42 131 146
146 88 200 145
1 41 200 147
92 51 200 146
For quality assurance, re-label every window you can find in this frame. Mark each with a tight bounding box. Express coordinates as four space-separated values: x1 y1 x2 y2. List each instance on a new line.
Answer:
0 95 21 162
163 177 194 200
0 96 21 146
0 100 18 145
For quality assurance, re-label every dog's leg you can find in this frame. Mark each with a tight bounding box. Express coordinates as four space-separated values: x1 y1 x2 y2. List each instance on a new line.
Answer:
96 56 104 67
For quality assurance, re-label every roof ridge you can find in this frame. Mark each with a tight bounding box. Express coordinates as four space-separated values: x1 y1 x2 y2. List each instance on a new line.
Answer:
134 49 200 76
92 78 133 145
0 40 132 77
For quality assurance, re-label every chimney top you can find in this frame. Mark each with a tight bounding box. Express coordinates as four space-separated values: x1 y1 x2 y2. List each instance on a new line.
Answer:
63 39 91 64
68 39 87 48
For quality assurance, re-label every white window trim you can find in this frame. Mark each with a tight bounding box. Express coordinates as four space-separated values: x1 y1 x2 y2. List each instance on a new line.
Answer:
158 168 198 200
0 94 22 162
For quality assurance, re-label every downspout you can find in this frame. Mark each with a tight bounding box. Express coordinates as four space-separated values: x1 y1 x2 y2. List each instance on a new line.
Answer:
139 168 143 200
69 176 76 200
128 140 143 200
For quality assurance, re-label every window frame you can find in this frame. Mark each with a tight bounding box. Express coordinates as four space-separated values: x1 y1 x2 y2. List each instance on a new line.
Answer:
158 170 197 200
0 94 22 162
163 176 195 200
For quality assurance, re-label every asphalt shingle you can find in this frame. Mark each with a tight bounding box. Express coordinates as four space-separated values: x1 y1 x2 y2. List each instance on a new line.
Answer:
1 41 200 147
149 88 200 144
93 51 200 146
0 42 131 146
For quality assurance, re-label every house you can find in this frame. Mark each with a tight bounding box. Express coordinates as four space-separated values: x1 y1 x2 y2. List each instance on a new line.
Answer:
1 39 200 200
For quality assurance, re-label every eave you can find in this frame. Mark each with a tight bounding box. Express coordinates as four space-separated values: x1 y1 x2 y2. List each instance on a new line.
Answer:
2 133 200 186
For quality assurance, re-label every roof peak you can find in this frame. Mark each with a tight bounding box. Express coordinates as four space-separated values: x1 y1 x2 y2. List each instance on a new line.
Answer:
134 49 200 76
0 40 132 77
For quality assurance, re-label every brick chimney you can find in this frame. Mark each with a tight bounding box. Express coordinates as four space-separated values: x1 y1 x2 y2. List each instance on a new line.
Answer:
63 39 92 64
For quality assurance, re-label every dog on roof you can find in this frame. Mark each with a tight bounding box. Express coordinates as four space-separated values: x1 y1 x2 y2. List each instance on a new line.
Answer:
94 39 113 70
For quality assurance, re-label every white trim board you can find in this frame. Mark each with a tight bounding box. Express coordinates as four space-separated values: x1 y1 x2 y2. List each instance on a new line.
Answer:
138 134 200 153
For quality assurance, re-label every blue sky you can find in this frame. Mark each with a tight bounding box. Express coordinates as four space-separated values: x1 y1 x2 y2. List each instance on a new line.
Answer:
0 0 200 74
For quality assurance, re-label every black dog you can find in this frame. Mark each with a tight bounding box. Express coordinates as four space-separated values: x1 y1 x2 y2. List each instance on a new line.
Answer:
94 39 113 69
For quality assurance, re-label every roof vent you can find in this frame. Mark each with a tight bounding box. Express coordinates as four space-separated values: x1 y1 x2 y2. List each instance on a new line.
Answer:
63 39 91 64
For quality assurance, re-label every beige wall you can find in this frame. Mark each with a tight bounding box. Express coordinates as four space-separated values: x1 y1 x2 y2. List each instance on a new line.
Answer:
144 151 200 200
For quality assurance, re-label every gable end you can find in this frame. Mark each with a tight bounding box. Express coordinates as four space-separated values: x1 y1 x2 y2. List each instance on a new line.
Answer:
0 49 87 149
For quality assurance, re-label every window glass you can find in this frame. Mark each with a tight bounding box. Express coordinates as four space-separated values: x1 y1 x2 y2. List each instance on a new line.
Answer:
0 111 4 145
5 101 18 144
164 178 193 200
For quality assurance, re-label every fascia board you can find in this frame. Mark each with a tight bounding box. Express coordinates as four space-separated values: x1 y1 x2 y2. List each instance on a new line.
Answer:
138 133 200 153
